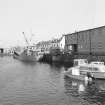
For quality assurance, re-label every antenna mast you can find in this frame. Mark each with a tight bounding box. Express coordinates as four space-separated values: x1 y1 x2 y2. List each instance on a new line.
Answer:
22 32 29 46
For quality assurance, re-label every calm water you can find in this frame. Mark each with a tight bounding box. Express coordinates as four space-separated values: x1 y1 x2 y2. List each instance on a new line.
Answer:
0 56 105 105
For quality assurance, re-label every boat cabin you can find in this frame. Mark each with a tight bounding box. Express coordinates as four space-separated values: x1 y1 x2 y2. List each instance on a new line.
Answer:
74 59 88 66
90 61 104 65
73 59 105 73
65 59 105 80
79 65 105 73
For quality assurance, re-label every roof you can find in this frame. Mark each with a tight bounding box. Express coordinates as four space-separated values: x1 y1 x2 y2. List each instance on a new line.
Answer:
65 25 105 36
51 38 61 43
36 40 51 45
36 36 64 45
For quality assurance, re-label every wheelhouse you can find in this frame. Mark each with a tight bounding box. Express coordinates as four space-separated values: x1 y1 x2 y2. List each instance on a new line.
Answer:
74 59 88 66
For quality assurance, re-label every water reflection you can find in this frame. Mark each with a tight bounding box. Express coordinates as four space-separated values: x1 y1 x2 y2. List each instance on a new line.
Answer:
83 80 105 105
64 76 86 97
20 61 37 66
1 56 105 105
49 62 63 70
49 62 73 72
64 76 105 105
0 57 66 105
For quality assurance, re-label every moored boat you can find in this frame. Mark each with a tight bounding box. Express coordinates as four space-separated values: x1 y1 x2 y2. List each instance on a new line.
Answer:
13 32 38 62
64 59 105 80
64 66 89 81
13 49 38 62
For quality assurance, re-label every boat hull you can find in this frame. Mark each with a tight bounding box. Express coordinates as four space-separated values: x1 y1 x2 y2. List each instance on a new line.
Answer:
13 52 37 62
64 70 105 80
90 72 105 80
64 71 86 81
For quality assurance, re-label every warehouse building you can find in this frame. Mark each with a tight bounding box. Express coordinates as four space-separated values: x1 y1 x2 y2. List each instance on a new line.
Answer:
65 26 105 55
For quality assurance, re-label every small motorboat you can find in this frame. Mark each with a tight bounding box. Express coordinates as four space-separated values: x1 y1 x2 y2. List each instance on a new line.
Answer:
64 59 105 80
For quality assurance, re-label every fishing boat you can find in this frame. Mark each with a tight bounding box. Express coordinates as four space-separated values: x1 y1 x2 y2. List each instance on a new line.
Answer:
13 49 38 62
64 59 105 80
13 32 38 62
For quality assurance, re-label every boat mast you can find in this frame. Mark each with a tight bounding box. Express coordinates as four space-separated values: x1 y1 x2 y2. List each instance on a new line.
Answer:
22 32 30 46
29 30 34 45
77 31 78 54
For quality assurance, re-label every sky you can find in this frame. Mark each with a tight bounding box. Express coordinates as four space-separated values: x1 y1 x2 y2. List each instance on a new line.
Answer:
0 0 105 47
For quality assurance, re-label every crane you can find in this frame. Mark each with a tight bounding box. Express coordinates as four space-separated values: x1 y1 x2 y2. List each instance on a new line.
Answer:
22 32 30 46
29 33 34 44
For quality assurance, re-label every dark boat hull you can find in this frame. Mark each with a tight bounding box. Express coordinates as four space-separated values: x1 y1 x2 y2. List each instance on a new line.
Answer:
52 55 61 62
13 52 37 62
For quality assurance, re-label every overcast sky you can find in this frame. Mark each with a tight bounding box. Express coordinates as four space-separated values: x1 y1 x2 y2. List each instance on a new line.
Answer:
0 0 105 47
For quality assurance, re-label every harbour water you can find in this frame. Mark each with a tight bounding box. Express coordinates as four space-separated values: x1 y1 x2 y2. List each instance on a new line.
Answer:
0 56 105 105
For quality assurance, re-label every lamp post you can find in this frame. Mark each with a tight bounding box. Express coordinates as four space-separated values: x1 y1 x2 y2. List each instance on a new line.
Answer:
89 30 92 61
89 30 92 55
77 31 79 55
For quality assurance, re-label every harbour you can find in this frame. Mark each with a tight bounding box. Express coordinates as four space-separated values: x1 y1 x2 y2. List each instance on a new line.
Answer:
0 0 105 104
0 56 104 105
